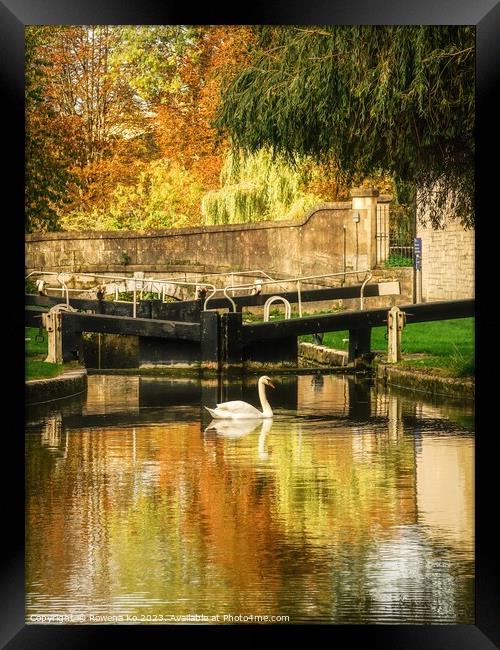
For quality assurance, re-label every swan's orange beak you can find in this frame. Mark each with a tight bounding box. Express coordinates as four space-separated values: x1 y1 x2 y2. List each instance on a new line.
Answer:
267 380 275 389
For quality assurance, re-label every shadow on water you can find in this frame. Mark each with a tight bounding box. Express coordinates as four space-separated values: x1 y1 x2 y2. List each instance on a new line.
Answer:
25 371 474 625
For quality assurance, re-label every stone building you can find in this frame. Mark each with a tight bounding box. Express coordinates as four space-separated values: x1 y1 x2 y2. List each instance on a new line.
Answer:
417 209 474 302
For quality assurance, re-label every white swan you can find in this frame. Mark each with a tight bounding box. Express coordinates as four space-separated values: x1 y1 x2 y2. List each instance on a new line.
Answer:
204 375 275 419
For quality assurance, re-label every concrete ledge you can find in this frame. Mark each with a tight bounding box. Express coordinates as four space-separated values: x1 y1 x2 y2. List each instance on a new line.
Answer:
299 342 348 367
26 368 88 405
375 362 474 401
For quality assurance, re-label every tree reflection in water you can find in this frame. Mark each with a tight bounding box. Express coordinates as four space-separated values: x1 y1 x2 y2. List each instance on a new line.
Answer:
25 373 474 624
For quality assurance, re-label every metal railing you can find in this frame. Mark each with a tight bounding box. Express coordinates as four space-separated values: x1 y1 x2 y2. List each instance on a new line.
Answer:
26 268 374 319
263 296 292 322
179 268 291 299
389 245 414 262
26 271 216 318
133 268 288 294
207 269 373 315
157 268 283 284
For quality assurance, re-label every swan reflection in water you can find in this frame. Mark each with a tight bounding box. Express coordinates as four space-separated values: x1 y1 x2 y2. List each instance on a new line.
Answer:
204 418 273 460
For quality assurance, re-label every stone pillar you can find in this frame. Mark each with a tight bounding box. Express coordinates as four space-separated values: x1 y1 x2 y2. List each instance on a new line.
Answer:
350 188 379 270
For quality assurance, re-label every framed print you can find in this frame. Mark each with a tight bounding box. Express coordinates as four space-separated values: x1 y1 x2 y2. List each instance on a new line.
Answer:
4 0 499 646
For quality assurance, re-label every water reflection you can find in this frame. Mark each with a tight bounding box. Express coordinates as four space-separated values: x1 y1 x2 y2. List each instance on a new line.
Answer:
204 418 262 438
204 418 274 461
26 373 474 624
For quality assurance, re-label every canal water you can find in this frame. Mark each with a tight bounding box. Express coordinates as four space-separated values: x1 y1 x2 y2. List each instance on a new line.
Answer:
26 373 474 625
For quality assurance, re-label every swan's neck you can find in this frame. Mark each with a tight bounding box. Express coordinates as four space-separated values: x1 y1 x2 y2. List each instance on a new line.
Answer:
258 381 273 417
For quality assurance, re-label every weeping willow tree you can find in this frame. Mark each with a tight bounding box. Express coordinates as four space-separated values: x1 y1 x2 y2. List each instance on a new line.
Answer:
201 148 324 224
215 26 475 228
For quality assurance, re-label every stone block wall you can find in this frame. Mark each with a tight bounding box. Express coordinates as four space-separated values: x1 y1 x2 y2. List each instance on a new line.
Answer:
417 217 474 302
26 201 372 280
25 191 415 308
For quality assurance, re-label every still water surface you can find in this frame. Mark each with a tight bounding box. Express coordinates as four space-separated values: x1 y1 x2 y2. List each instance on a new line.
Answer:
26 373 474 624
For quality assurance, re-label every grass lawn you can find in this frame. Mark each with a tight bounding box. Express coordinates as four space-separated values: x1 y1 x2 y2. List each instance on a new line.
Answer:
25 326 65 380
301 317 475 377
26 358 66 380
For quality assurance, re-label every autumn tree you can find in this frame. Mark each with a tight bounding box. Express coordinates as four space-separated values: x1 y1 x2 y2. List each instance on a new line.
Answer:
153 25 255 191
26 25 226 231
28 25 354 232
25 27 76 232
48 26 158 212
26 25 165 230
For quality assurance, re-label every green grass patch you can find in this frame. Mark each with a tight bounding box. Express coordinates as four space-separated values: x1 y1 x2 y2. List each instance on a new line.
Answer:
301 317 474 377
25 326 79 380
25 326 48 356
384 253 413 267
26 358 65 380
448 344 475 377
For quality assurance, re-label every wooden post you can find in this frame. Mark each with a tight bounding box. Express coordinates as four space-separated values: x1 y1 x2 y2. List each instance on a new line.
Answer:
138 299 153 318
96 295 105 315
61 320 82 362
348 327 371 363
387 306 405 363
221 311 243 371
42 310 63 363
200 311 221 372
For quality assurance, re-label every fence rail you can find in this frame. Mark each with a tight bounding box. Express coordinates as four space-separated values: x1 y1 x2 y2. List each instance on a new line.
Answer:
389 245 414 262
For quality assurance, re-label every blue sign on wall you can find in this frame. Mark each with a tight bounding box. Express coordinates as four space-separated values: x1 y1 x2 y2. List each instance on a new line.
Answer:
414 237 422 270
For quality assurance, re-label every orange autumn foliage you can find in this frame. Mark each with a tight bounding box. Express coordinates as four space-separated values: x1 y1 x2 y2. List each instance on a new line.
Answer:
155 26 255 192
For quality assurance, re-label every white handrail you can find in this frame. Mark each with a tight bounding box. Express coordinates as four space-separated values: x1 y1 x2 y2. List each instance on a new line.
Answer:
26 271 215 317
218 269 372 312
222 269 371 293
26 268 374 316
203 286 218 312
297 281 302 318
222 287 237 313
165 268 282 283
359 272 373 310
57 273 69 307
264 296 292 322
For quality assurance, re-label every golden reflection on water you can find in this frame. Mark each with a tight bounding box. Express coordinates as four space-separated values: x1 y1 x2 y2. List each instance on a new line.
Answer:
26 374 474 624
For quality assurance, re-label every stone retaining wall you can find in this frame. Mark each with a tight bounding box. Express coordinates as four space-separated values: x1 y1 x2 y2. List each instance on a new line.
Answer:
298 342 348 367
299 342 474 400
26 202 364 279
26 368 88 404
25 192 393 286
375 362 474 400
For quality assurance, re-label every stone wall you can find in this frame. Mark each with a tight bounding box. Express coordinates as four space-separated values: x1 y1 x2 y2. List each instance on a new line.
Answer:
25 199 376 280
417 215 474 302
26 368 88 405
26 192 417 307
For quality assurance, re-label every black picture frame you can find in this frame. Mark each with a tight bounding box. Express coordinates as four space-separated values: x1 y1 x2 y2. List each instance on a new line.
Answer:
6 0 500 647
